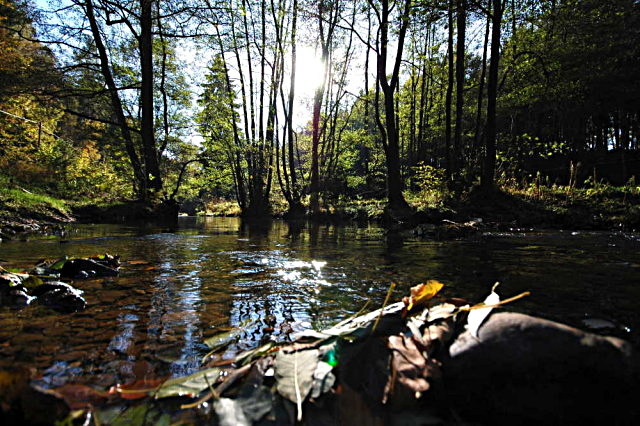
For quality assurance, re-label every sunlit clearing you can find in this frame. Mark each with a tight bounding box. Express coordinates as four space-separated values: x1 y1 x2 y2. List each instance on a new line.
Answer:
295 46 325 97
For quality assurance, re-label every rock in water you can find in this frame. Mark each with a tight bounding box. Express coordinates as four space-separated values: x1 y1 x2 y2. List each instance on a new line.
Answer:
444 312 639 425
32 282 86 313
60 259 118 278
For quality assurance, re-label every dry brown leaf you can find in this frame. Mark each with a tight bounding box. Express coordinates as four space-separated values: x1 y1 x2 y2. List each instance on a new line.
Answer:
383 334 442 408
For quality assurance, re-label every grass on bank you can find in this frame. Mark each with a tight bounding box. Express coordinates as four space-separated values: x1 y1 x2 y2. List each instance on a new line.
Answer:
0 174 71 220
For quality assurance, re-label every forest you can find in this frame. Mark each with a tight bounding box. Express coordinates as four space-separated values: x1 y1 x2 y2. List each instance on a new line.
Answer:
1 0 639 225
2 2 640 424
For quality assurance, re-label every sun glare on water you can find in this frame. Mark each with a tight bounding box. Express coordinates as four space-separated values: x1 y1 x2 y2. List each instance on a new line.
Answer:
294 46 326 97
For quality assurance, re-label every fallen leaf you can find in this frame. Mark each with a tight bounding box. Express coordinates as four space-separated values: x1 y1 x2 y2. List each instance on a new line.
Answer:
49 257 68 271
127 260 150 265
403 280 444 312
48 384 109 410
467 284 501 338
109 378 165 400
213 398 251 426
310 361 335 399
275 348 319 421
155 368 220 399
383 334 441 408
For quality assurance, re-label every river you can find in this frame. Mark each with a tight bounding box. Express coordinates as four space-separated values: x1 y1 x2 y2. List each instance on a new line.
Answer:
1 217 638 389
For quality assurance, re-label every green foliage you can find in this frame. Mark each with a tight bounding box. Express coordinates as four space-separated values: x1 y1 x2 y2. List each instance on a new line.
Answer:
412 163 446 194
0 173 70 217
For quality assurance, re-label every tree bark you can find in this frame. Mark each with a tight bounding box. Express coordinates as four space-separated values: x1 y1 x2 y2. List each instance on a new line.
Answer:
370 0 412 212
454 0 466 180
482 0 503 189
445 1 454 179
140 0 162 196
84 0 144 196
474 0 491 166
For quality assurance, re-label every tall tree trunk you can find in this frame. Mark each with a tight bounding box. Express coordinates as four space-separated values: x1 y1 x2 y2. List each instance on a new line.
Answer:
474 0 491 168
454 0 466 181
310 1 337 214
482 0 503 189
140 0 161 196
156 10 169 159
370 0 412 213
445 0 454 179
84 0 144 196
214 24 247 210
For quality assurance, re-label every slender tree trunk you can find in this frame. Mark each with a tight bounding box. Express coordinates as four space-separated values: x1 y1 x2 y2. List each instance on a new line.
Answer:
474 0 491 167
214 24 247 210
84 0 144 196
286 0 301 214
140 0 161 196
454 0 466 181
156 10 169 159
445 0 454 179
310 1 336 214
373 0 412 211
482 0 503 189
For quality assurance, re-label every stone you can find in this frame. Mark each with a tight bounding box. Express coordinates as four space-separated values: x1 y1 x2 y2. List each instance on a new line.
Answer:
443 312 639 424
32 282 86 313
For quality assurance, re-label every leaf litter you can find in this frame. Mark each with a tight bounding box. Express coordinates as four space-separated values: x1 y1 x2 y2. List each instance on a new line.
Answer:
11 280 530 425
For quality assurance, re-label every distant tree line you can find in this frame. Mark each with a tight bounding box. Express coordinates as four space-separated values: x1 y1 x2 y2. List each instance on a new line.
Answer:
0 0 638 215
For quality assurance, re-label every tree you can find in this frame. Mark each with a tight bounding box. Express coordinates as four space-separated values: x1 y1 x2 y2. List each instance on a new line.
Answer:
367 0 413 213
481 0 504 189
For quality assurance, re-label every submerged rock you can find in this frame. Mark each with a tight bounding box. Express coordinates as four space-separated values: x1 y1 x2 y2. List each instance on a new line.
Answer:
32 282 86 313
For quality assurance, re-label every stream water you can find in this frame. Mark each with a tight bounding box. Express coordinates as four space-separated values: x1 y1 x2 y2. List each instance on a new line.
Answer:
1 217 639 389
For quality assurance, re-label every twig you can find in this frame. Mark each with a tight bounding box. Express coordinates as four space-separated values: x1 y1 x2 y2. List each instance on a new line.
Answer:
372 282 396 333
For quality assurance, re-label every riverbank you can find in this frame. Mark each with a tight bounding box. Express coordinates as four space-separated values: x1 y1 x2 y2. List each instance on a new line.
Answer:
200 184 640 232
2 183 639 240
0 183 73 240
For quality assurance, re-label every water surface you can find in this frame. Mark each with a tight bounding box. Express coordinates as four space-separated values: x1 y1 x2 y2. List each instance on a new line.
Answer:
1 217 638 388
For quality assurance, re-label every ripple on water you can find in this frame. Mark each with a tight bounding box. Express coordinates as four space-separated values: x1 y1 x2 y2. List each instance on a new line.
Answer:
0 219 639 388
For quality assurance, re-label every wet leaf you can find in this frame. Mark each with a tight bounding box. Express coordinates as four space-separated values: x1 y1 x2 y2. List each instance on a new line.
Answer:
105 403 170 426
204 328 242 351
275 348 319 421
310 361 335 399
467 285 500 338
214 398 251 426
404 280 445 312
324 347 338 367
233 342 276 366
109 378 165 400
21 275 44 289
49 257 68 270
155 368 220 399
383 334 441 407
127 260 150 265
47 384 109 410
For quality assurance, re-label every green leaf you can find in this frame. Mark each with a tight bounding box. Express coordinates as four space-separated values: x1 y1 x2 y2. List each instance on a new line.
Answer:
233 342 275 366
50 257 68 270
21 275 44 289
155 368 220 399
104 403 171 426
204 328 241 351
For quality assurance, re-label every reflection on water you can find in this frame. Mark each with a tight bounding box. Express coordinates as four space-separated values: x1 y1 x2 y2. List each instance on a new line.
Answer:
1 217 639 388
